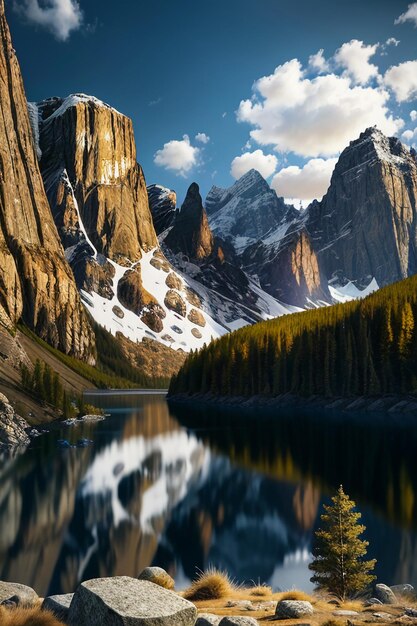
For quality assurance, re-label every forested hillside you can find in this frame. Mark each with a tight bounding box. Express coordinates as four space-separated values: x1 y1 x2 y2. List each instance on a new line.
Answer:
169 275 417 398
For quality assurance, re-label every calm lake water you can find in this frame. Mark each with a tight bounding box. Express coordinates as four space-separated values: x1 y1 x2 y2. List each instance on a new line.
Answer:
1 391 417 597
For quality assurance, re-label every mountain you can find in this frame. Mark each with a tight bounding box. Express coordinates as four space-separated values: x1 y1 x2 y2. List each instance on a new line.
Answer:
165 183 214 260
147 184 177 235
0 0 94 362
34 95 260 352
160 183 301 330
306 127 417 288
205 169 291 252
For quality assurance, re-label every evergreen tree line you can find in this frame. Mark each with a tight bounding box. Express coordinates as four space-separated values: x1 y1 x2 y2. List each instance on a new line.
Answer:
21 359 73 418
170 274 417 398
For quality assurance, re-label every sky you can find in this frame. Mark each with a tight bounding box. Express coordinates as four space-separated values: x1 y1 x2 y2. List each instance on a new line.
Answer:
6 0 417 206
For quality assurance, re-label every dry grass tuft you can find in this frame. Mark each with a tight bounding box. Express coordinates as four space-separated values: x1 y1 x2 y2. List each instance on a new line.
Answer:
183 569 236 601
0 606 65 626
278 589 315 602
339 599 364 612
320 620 344 626
248 584 272 598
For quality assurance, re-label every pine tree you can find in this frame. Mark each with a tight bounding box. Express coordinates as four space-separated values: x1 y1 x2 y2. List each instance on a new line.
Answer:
309 486 376 600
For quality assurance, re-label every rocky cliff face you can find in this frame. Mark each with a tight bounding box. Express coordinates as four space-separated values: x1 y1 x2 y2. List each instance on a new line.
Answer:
36 94 157 264
147 184 177 235
165 183 214 260
306 127 417 287
242 224 328 307
205 169 289 252
0 1 94 361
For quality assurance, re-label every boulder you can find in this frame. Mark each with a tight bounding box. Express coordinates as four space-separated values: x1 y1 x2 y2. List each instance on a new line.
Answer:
196 614 222 626
391 584 414 597
275 600 314 619
43 593 74 621
365 598 383 606
405 608 417 618
0 394 30 448
375 584 398 605
164 290 187 317
166 273 183 290
333 610 359 616
219 618 258 626
0 581 38 607
187 309 206 327
138 567 175 590
68 577 197 626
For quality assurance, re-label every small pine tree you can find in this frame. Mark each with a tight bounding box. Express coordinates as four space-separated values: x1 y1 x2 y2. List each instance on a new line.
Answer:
309 485 376 600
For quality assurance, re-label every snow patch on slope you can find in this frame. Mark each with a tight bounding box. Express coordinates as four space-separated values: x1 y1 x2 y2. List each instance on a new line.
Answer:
329 278 379 303
47 93 122 120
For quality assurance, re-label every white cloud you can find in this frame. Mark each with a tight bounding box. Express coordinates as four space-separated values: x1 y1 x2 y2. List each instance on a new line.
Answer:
154 135 200 177
230 150 278 180
195 132 210 144
334 39 379 85
14 0 83 41
271 158 337 201
386 37 400 46
308 49 329 73
402 129 416 141
237 58 403 158
384 60 417 101
395 2 417 27
411 110 417 121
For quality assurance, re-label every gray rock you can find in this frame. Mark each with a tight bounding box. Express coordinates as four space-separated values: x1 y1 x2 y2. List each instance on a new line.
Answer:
375 584 398 605
391 584 414 596
225 601 254 610
219 618 259 626
43 593 74 620
373 612 394 620
196 614 222 626
0 394 30 448
365 598 383 606
0 581 38 607
405 608 417 618
332 610 359 616
138 566 175 590
68 577 197 626
275 600 314 619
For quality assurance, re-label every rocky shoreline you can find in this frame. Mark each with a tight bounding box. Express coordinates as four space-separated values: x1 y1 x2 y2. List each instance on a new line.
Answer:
167 391 417 415
0 569 416 626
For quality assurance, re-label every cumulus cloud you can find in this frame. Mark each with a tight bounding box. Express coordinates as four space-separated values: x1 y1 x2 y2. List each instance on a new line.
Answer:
14 0 83 41
195 132 210 144
402 129 416 142
230 150 278 180
154 135 200 177
271 158 337 201
384 60 417 101
308 49 329 73
411 110 417 121
395 2 417 27
334 39 380 84
386 37 400 46
237 58 403 158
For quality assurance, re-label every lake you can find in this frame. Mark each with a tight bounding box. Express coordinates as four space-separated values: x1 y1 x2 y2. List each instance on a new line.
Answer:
1 391 417 598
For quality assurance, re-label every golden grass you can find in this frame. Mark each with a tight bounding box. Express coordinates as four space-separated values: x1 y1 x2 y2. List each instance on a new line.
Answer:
278 589 315 602
183 569 236 601
248 584 272 598
339 599 365 612
0 606 65 626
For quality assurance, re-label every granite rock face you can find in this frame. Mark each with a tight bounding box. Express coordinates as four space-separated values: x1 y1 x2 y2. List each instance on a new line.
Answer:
0 394 30 448
0 581 38 607
37 94 157 264
42 593 74 621
68 577 197 626
307 128 417 288
165 183 214 260
374 583 398 605
0 1 95 361
148 184 177 235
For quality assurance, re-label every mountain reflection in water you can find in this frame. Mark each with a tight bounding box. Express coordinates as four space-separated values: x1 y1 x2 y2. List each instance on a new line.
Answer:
0 392 416 596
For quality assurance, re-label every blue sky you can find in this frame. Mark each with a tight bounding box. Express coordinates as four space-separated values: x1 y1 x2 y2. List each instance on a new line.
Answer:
7 0 417 205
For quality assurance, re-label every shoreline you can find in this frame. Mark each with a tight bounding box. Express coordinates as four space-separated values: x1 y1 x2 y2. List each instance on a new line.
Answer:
167 391 417 415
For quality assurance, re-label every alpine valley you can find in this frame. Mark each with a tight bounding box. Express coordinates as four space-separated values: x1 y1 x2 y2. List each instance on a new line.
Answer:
1 0 417 415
